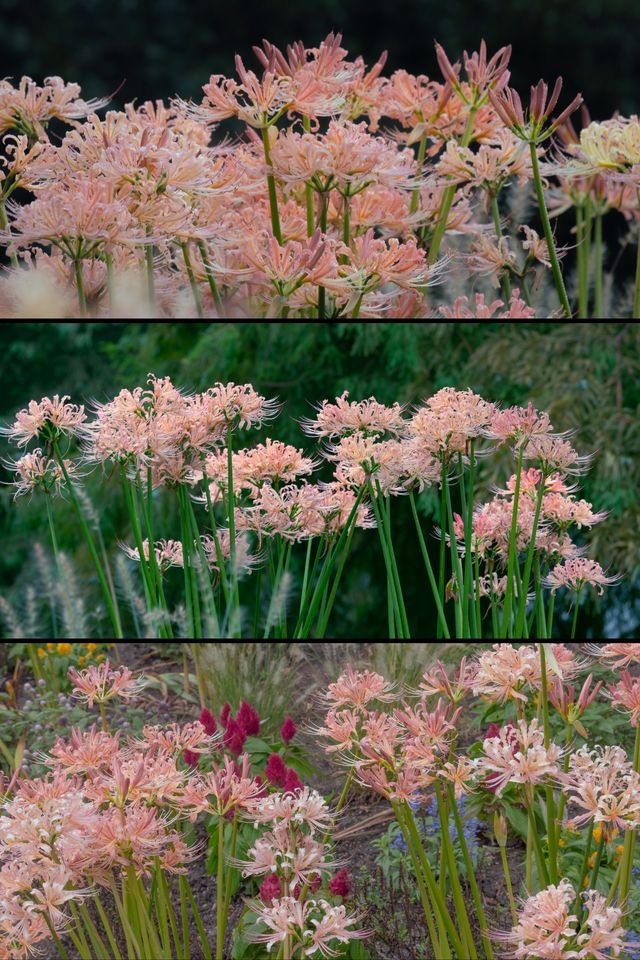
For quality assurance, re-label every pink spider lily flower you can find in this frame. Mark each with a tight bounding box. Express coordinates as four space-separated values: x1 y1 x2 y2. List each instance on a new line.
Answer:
68 660 145 709
136 721 216 755
246 788 333 833
584 643 640 669
5 448 76 498
47 725 122 774
559 744 640 832
353 759 430 803
184 753 264 819
489 77 583 144
439 756 479 800
247 896 368 958
394 698 462 755
472 643 540 703
606 671 640 728
120 537 184 571
434 39 511 105
323 665 397 709
547 674 602 728
499 879 628 960
419 657 478 704
477 718 564 797
1 394 86 447
234 827 332 886
315 708 362 754
200 381 280 431
408 387 496 458
439 288 535 318
0 75 109 137
544 558 622 595
484 401 555 450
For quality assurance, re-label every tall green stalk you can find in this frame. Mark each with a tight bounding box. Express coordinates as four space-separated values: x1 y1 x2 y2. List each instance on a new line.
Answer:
409 491 450 637
501 445 524 638
428 106 478 264
261 127 282 244
529 143 572 317
593 212 603 319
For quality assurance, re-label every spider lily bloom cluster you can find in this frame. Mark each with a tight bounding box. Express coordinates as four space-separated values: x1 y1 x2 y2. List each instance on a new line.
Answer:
0 662 365 960
4 36 638 318
317 648 640 960
2 380 618 640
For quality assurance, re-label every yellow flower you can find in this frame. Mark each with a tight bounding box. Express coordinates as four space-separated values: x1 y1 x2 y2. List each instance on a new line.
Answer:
593 825 603 843
616 844 625 856
85 643 98 654
57 643 72 656
96 653 105 662
37 647 47 658
78 655 86 666
588 853 597 868
558 839 566 848
46 642 55 652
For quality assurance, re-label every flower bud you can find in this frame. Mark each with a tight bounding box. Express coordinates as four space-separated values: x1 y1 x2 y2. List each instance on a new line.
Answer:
494 810 508 848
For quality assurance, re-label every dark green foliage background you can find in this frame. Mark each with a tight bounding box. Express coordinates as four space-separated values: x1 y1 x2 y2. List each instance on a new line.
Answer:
1 0 638 120
0 321 638 638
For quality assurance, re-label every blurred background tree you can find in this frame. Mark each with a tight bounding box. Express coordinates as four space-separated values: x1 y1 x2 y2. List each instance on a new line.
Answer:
0 321 638 639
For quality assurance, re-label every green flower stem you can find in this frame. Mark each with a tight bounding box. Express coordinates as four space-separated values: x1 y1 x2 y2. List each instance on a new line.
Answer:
524 787 550 887
409 491 450 637
570 587 582 639
391 801 446 959
294 486 365 638
377 482 410 638
490 193 512 303
573 820 595 917
410 131 428 215
317 194 328 319
463 442 477 637
216 814 225 960
617 723 640 918
261 126 282 244
593 212 603 319
444 473 465 638
369 481 410 638
222 815 238 932
74 260 87 316
500 845 518 925
178 486 196 639
539 644 559 883
435 784 478 960
529 142 572 317
446 782 494 960
53 445 123 637
400 801 466 958
121 467 155 610
576 203 591 320
428 105 478 264
0 198 19 268
140 468 173 638
201 461 229 606
180 241 204 318
187 499 220 639
588 829 606 892
501 445 524 638
226 425 240 636
316 516 358 637
197 241 224 314
437 459 447 638
515 475 546 638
